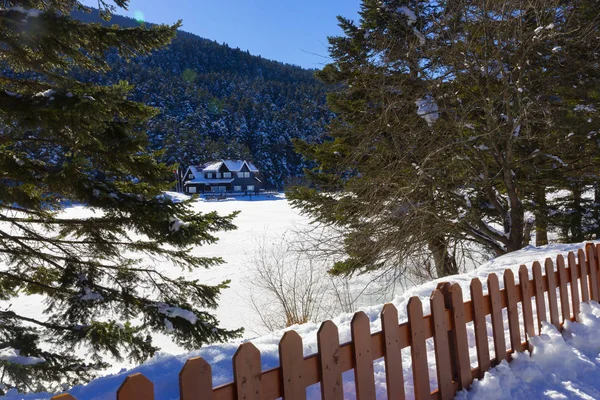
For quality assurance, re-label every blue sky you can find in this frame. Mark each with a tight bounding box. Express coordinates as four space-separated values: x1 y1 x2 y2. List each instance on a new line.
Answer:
81 0 361 69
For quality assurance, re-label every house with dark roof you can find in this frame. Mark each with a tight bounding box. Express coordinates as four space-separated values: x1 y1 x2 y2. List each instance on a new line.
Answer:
182 160 264 194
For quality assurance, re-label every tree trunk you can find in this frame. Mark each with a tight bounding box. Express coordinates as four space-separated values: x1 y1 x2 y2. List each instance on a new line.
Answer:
534 186 548 246
571 187 584 242
428 236 458 278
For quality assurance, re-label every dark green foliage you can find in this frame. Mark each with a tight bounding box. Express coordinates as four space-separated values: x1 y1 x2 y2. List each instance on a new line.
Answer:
0 0 242 394
289 0 600 279
72 9 331 188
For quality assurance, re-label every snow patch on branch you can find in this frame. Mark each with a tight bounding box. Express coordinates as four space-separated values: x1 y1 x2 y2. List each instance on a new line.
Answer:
156 303 197 325
169 216 188 232
80 287 103 301
415 95 439 127
0 348 45 365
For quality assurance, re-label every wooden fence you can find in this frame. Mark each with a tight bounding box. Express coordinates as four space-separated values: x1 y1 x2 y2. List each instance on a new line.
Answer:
51 243 600 400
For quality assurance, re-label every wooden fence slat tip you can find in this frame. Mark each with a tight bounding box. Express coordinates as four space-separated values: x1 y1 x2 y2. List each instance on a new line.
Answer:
279 330 305 400
351 311 376 400
233 342 262 400
179 356 212 400
117 373 154 400
380 302 405 399
318 320 343 400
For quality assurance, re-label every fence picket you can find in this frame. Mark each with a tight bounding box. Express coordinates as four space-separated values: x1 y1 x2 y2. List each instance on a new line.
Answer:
318 320 343 400
586 243 599 301
179 357 212 400
430 289 454 399
233 343 262 400
50 395 76 400
487 273 507 363
532 262 547 333
519 265 535 340
407 297 429 399
449 284 472 389
557 255 570 323
351 312 376 400
578 249 590 302
545 258 560 328
279 331 305 400
470 278 490 375
117 373 154 400
504 269 522 352
568 252 581 318
380 303 405 400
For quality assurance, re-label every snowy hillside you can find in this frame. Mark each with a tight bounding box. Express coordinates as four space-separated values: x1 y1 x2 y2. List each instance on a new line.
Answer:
5 230 599 399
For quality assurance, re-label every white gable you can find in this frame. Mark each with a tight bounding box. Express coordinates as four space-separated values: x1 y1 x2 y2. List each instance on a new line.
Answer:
200 160 259 173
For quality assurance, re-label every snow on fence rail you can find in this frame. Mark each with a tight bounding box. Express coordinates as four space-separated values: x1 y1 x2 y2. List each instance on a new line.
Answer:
50 243 600 400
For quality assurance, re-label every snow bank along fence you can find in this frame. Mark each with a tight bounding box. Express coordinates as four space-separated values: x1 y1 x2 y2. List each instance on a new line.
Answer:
51 243 600 400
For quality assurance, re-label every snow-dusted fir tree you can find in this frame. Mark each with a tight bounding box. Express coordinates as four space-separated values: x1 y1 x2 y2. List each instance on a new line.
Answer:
288 0 600 278
0 0 241 394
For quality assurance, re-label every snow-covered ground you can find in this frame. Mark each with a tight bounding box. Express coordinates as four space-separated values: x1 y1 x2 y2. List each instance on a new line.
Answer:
4 205 599 400
3 194 600 399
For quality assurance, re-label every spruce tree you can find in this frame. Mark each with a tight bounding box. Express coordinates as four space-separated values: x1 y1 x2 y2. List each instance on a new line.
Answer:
0 0 241 394
288 0 600 279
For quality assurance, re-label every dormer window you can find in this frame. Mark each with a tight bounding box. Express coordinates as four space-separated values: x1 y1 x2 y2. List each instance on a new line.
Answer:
216 172 221 179
223 172 232 178
206 173 213 179
238 172 251 178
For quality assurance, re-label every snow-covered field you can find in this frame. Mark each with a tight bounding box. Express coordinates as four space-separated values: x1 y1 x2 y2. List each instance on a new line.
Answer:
3 195 600 399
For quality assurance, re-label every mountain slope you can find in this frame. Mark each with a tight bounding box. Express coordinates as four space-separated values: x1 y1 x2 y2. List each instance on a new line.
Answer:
74 9 330 187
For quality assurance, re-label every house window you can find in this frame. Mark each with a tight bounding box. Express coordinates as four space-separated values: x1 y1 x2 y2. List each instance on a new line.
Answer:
188 186 196 193
211 186 227 193
188 173 193 179
206 173 213 179
223 172 232 178
216 172 221 179
234 185 242 192
238 172 251 178
246 185 255 192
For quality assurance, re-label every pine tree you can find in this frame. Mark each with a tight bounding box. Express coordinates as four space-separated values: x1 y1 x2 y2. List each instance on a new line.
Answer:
0 1 242 394
288 0 600 279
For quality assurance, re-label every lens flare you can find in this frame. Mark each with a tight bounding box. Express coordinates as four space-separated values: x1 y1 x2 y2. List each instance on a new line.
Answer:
133 10 145 23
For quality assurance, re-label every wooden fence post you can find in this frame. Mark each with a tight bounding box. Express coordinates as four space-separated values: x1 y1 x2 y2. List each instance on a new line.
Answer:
117 373 154 400
503 269 523 353
448 284 472 389
586 243 599 301
408 297 430 400
545 258 560 328
568 252 581 318
233 343 262 400
556 255 571 323
179 357 212 400
318 320 343 400
532 262 547 333
578 249 590 302
487 273 507 363
279 330 305 400
470 278 490 375
351 311 376 400
381 303 405 400
437 282 459 383
518 265 535 341
430 289 453 399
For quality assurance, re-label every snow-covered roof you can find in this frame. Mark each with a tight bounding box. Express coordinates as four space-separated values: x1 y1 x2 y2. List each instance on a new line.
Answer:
201 160 259 172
